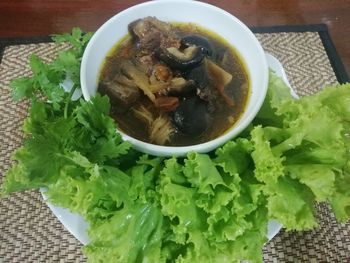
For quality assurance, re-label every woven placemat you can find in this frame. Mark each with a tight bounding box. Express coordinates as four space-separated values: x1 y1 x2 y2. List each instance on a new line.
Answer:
1 26 349 262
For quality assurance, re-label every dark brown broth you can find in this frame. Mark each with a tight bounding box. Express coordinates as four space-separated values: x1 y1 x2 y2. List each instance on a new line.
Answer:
98 23 249 146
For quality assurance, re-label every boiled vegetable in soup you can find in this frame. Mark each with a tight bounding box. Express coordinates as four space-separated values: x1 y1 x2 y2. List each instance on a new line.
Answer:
98 17 249 146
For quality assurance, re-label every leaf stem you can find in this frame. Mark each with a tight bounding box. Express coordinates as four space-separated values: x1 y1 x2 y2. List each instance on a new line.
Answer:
64 84 77 118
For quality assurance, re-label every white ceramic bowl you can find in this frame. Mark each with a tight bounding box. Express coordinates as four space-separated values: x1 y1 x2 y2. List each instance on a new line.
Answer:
80 0 268 156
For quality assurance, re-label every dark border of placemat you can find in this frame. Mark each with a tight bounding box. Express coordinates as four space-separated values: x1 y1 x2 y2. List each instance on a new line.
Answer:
0 24 349 84
0 35 52 64
252 24 349 84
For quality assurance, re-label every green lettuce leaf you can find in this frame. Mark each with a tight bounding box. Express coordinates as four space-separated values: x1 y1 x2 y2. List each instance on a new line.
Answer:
252 77 350 228
84 202 163 263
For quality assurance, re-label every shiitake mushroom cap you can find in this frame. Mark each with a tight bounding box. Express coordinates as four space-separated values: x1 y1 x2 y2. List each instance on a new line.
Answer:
157 45 206 71
172 95 208 136
181 34 213 56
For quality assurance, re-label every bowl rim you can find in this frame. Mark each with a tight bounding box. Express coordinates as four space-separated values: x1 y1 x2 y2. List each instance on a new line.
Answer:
80 0 269 157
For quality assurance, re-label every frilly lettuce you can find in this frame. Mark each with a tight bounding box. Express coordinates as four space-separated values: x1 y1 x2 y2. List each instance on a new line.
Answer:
252 73 350 228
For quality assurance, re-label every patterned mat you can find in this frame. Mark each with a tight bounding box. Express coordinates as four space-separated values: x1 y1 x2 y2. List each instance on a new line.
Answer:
0 27 349 262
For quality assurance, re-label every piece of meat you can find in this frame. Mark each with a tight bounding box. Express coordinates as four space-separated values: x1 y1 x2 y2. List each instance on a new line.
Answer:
99 78 141 110
121 60 156 101
128 17 181 52
102 59 179 105
99 57 155 109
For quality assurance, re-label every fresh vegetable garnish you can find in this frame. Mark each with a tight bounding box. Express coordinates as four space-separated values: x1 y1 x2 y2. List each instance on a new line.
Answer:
1 29 350 263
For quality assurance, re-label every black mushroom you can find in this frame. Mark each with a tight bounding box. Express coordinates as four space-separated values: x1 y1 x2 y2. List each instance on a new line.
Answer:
157 34 213 71
157 45 206 71
181 35 213 56
184 58 234 106
172 96 209 136
185 63 210 90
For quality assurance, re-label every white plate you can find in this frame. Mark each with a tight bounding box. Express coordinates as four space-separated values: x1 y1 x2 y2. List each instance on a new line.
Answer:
41 53 293 245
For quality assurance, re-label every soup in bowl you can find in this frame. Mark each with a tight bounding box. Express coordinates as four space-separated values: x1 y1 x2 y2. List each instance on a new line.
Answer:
80 0 268 156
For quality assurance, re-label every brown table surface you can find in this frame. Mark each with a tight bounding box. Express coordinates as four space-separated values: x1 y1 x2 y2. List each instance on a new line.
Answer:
0 0 349 76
